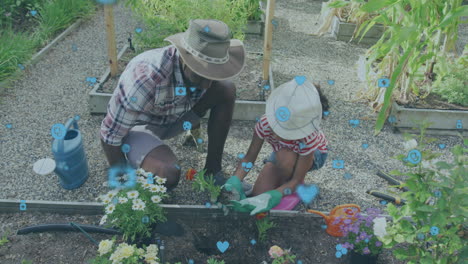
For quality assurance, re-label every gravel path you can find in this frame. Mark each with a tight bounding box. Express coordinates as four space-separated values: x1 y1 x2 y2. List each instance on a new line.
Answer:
0 0 465 214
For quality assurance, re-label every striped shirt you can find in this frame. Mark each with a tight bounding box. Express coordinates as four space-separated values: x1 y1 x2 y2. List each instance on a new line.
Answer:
100 45 207 146
255 114 328 155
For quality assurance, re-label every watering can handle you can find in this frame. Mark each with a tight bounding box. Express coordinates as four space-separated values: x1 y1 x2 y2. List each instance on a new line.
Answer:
57 117 79 154
307 204 361 220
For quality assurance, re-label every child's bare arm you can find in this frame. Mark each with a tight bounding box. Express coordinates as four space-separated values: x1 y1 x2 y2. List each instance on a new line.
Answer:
234 131 264 181
275 152 315 194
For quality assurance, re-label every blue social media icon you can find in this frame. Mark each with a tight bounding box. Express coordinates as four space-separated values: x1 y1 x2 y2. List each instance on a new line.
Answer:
332 160 344 169
276 107 291 122
121 144 131 153
51 123 66 139
407 149 422 164
183 121 192 131
175 87 186 96
378 78 390 88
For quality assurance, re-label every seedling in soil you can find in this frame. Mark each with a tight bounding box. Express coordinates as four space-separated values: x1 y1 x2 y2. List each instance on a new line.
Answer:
256 216 277 242
208 258 225 264
191 169 221 203
0 230 10 246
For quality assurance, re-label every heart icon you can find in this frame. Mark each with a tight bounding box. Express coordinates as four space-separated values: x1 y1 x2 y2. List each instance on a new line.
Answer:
245 162 253 169
327 80 335 85
362 143 368 149
5 124 12 129
296 184 319 204
238 153 245 159
30 10 37 16
263 85 270 90
135 27 142 33
216 241 229 253
295 76 306 85
438 144 445 149
190 87 196 92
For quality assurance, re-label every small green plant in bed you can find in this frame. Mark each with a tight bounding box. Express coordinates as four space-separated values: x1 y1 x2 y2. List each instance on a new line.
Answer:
96 168 168 242
428 48 468 107
256 215 277 243
191 169 222 203
380 123 467 264
207 258 226 264
123 0 249 50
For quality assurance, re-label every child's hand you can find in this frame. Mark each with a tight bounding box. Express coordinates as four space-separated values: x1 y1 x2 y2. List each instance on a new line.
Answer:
228 190 283 215
223 176 246 200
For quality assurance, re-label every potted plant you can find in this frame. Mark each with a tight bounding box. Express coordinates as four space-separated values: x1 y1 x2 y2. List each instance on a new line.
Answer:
314 0 383 44
354 0 468 135
89 237 161 264
96 168 168 246
378 128 467 264
333 207 386 263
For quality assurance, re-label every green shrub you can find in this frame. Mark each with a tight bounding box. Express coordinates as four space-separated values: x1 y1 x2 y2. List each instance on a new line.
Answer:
431 56 468 107
124 0 250 50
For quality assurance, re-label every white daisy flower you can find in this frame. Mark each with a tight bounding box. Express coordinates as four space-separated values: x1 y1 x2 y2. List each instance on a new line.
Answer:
132 198 144 205
102 198 111 204
137 176 146 184
118 197 128 204
99 215 108 225
156 177 166 185
149 185 160 193
132 203 145 211
159 186 167 193
151 195 162 203
127 190 139 199
106 190 119 199
143 183 152 189
136 168 145 176
105 204 116 214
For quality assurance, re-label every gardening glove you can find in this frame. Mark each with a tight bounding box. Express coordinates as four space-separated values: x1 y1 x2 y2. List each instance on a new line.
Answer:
229 190 283 215
223 176 247 201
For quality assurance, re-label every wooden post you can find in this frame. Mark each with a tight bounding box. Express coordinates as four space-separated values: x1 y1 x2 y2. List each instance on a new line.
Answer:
262 0 275 86
104 5 118 77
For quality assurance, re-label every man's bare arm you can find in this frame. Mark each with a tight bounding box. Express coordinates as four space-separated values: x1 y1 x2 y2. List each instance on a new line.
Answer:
100 138 127 167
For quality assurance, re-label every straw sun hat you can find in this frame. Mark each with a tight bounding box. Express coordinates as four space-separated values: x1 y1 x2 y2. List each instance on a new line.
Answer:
266 77 323 140
164 19 246 81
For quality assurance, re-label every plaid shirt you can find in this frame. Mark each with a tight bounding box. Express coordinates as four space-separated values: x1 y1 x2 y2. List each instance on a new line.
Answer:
100 45 207 146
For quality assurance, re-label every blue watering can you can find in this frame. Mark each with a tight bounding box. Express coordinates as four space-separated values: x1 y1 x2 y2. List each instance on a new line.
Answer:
51 117 89 190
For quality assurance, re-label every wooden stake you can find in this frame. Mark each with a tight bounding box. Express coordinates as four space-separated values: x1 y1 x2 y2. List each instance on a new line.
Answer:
262 0 275 86
104 5 118 77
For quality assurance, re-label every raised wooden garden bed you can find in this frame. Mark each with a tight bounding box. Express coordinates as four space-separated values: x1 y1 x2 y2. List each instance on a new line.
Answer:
88 44 294 121
320 2 385 45
390 97 468 137
0 199 403 263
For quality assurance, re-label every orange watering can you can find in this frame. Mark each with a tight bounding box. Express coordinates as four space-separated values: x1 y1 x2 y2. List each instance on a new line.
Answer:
307 204 361 237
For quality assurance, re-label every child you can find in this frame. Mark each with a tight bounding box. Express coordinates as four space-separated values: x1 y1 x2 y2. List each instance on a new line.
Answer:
224 77 329 215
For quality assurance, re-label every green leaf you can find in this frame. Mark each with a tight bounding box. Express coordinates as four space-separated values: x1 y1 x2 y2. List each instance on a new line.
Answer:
416 205 436 213
439 6 468 28
361 0 397 13
395 234 405 243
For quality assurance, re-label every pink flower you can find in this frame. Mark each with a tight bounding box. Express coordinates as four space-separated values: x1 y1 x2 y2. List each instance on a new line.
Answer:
269 245 284 259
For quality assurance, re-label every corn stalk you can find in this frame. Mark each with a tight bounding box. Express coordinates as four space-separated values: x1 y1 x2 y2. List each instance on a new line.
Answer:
355 0 468 135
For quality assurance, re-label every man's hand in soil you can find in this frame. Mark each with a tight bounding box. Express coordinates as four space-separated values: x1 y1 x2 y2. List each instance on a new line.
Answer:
223 176 246 201
229 190 282 215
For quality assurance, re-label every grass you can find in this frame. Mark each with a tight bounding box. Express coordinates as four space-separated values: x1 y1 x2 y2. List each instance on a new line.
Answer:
0 0 96 92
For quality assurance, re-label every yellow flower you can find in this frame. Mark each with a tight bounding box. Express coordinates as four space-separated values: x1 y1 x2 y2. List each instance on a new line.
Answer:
98 239 113 256
105 204 116 214
118 244 135 258
146 244 159 254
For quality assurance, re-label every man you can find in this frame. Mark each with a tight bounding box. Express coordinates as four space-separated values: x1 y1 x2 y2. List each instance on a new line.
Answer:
99 19 251 192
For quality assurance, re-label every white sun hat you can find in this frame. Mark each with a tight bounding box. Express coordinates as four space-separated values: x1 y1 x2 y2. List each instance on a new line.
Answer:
265 76 322 140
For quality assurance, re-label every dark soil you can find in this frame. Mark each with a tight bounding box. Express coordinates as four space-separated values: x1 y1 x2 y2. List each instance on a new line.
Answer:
97 49 295 101
0 212 404 264
396 93 468 111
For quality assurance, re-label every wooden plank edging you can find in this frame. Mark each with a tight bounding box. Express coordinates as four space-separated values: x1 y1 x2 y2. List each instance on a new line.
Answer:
0 199 396 221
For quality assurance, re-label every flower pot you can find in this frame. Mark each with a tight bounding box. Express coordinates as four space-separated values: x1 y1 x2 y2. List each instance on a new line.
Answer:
349 251 378 264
